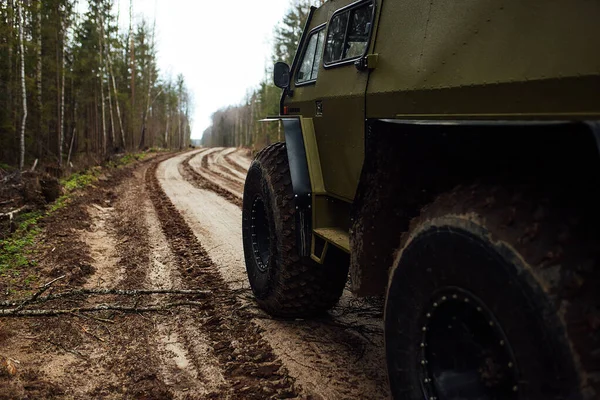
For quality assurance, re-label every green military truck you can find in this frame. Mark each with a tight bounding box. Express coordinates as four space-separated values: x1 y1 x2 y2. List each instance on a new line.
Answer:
241 0 600 398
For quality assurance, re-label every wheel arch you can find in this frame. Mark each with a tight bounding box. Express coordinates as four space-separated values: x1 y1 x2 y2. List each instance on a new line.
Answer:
350 119 600 296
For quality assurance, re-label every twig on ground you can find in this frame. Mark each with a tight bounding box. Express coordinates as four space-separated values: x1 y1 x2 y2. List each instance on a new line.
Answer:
0 205 27 221
71 311 115 324
46 340 86 359
0 288 211 307
12 275 66 312
73 321 105 342
0 301 207 317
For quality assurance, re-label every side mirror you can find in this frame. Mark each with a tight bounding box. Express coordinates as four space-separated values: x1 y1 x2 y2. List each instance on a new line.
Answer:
273 62 290 89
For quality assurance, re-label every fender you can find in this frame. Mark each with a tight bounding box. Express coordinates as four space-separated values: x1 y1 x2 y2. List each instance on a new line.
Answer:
351 118 600 296
261 116 312 257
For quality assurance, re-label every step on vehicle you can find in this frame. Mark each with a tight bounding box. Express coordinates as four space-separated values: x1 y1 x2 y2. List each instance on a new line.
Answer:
242 0 600 398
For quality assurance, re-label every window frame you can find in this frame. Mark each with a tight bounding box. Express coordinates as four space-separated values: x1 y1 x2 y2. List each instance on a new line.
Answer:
294 23 327 87
323 0 376 69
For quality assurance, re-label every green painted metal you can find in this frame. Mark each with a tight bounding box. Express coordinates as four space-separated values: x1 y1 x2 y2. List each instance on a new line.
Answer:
282 0 600 254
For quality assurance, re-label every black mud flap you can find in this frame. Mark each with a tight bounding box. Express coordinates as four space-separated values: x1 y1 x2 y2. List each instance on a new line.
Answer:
282 118 312 257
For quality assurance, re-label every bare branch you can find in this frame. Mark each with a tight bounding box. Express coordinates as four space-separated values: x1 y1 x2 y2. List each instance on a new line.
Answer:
0 288 211 307
0 301 208 317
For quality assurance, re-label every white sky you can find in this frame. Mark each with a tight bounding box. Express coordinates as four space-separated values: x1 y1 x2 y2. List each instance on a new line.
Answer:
81 0 290 139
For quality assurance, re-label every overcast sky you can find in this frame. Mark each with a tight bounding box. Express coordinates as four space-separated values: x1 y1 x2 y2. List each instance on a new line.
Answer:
100 0 290 139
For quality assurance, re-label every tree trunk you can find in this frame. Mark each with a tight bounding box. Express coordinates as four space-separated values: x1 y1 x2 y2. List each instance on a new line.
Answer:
8 0 14 157
129 0 135 111
18 1 27 170
59 27 65 167
164 104 169 148
100 13 125 150
36 0 43 159
177 98 182 149
98 17 107 156
107 77 116 149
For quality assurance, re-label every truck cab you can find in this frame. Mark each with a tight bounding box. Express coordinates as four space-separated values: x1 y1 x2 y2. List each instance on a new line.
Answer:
243 1 600 398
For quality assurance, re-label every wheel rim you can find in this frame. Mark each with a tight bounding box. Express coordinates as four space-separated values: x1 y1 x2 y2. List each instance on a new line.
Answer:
250 196 270 272
420 287 519 400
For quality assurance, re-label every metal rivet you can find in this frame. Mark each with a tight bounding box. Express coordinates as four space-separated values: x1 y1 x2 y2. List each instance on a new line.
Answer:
464 298 469 302
426 313 431 318
295 194 298 197
477 307 482 312
508 362 513 368
441 296 447 301
422 327 427 332
433 302 438 307
489 321 494 326
420 343 425 348
421 360 426 365
500 340 505 346
452 294 458 299
513 386 518 392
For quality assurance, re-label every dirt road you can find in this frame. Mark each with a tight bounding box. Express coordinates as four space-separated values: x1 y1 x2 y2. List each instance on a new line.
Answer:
0 148 388 399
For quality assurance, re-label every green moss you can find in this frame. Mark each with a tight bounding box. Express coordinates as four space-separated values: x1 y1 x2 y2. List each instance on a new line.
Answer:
60 170 98 192
0 162 14 171
0 212 42 272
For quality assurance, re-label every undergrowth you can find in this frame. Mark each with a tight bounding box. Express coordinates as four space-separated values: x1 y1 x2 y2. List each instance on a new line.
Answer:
0 151 151 276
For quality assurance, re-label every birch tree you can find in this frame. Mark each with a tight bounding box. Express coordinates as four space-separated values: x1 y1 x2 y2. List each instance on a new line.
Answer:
17 0 27 170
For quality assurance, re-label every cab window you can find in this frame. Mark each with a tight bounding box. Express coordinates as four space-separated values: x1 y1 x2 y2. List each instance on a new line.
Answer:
323 1 374 66
296 27 326 84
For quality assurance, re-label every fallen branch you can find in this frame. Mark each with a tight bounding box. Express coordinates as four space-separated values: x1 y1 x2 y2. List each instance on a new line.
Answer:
12 275 66 312
74 321 105 342
46 340 86 359
0 205 28 221
0 301 207 317
0 288 211 307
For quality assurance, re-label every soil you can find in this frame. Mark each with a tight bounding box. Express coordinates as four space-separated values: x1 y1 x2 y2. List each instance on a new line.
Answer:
0 148 389 399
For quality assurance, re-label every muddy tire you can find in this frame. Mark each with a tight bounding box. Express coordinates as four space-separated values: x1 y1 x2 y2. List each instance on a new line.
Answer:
385 185 599 400
242 142 348 317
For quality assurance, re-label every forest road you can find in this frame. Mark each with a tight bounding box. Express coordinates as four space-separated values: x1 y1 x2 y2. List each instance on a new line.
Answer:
159 148 389 398
0 148 389 399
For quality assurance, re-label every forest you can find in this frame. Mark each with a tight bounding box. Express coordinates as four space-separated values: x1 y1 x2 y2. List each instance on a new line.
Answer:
201 0 322 150
0 0 192 172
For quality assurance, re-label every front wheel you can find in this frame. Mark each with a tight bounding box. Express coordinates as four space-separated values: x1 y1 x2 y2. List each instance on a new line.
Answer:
242 142 348 318
385 185 598 399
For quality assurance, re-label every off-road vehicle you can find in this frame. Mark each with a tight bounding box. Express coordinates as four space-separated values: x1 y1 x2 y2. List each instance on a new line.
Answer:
242 1 600 398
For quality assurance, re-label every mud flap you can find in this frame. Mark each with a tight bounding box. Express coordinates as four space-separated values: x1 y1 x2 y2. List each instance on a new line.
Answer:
282 118 312 257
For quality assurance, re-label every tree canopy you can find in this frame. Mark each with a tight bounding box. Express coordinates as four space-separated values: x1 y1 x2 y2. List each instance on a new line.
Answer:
0 0 192 171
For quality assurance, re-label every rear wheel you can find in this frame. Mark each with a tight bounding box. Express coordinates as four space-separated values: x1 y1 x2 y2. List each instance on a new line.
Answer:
385 185 599 399
242 142 348 317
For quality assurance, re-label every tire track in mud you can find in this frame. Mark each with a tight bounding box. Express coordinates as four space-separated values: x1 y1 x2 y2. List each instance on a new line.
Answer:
203 150 245 193
212 148 247 182
187 148 246 200
224 150 251 176
146 159 300 399
163 150 390 398
181 152 243 208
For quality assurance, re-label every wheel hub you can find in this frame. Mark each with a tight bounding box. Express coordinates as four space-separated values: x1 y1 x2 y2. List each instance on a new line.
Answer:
420 287 519 400
250 197 270 272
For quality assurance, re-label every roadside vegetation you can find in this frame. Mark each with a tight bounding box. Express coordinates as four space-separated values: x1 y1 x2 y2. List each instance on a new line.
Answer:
0 151 153 278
